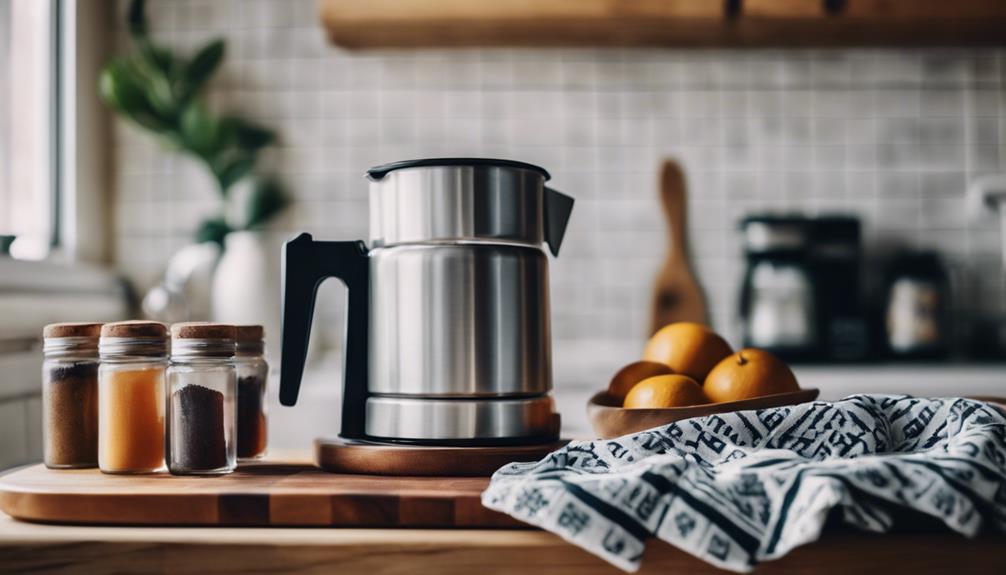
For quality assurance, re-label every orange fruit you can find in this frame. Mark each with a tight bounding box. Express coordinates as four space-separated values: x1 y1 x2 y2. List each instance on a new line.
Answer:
623 374 708 409
607 361 674 403
703 348 800 403
643 322 733 382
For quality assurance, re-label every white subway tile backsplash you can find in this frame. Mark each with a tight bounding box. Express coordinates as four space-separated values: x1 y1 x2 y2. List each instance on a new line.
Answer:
920 90 964 117
107 2 1006 365
918 171 966 197
970 146 1003 175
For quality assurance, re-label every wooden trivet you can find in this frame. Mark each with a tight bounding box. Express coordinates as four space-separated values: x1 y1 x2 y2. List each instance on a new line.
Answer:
315 437 567 476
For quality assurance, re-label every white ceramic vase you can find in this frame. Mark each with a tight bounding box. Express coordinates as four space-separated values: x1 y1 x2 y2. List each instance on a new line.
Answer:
211 230 282 361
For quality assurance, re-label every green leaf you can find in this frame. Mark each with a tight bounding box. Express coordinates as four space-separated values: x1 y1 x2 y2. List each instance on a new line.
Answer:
180 40 225 102
127 0 147 40
99 60 170 132
242 178 289 229
127 54 177 118
126 0 176 89
179 102 220 156
216 156 256 193
223 117 276 151
195 217 232 246
138 44 176 79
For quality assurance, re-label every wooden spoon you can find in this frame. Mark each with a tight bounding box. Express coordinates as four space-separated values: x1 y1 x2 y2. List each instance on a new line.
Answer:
649 159 708 334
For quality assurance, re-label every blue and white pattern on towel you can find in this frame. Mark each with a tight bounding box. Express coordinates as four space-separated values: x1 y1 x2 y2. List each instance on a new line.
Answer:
482 395 1006 572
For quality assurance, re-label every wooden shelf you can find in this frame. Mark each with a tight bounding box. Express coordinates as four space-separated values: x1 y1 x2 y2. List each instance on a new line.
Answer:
319 0 1006 49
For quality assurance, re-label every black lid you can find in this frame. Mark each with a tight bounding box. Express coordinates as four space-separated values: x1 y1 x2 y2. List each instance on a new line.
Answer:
812 215 861 243
367 158 551 181
887 250 947 279
739 213 810 230
815 214 860 225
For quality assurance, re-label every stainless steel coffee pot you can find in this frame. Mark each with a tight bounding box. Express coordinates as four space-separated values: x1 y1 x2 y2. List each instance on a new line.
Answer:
280 159 574 445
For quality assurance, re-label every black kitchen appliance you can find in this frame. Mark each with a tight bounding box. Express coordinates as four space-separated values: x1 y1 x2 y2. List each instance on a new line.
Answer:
883 251 951 360
738 215 819 361
811 216 869 362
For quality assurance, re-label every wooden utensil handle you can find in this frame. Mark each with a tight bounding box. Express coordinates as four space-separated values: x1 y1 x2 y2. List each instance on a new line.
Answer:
660 160 688 258
649 158 708 332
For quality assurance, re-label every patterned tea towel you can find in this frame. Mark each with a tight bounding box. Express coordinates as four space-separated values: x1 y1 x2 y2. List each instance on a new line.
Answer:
482 395 1006 572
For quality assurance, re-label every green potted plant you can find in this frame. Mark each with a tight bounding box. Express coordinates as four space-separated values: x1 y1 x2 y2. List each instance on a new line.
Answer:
101 0 289 337
100 0 287 245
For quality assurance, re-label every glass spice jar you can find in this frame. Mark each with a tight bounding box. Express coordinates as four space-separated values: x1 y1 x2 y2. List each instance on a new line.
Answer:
234 325 268 460
42 322 102 469
167 323 237 475
98 321 169 474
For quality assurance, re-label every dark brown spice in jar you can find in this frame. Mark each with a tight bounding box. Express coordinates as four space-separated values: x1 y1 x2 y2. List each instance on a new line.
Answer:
44 363 99 467
237 376 267 458
170 384 227 471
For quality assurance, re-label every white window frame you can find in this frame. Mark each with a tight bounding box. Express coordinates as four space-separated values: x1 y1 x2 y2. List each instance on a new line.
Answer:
0 0 126 395
58 0 112 264
1 0 55 256
1 0 112 264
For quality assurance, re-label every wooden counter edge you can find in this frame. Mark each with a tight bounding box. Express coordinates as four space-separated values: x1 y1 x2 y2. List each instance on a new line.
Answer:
0 514 1004 575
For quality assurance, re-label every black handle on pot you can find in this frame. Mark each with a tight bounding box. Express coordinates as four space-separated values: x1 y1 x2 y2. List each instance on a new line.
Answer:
280 233 370 439
544 187 574 257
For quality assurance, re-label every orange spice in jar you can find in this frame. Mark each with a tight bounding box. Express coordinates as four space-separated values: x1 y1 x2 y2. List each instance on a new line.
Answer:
98 321 168 474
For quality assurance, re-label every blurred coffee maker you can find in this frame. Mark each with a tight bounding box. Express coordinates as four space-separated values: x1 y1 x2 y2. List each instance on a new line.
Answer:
812 216 869 362
739 214 868 362
738 216 819 360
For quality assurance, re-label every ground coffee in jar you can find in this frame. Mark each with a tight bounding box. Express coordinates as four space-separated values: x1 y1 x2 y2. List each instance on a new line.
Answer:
171 384 227 470
167 323 237 475
42 323 102 469
234 325 268 459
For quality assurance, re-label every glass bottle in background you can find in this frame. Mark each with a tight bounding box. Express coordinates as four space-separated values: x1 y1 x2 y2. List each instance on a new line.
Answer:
234 325 269 460
884 251 951 360
98 321 169 474
42 322 102 469
167 323 237 475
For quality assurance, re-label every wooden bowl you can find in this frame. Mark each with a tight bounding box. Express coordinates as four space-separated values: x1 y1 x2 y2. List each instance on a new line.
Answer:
587 388 821 439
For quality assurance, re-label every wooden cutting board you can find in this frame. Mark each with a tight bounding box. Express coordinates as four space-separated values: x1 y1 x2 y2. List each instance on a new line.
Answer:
0 463 524 528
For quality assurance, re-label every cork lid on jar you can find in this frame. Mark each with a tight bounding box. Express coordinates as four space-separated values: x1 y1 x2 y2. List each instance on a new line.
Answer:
171 322 237 341
171 323 236 359
43 322 104 339
43 322 104 356
234 325 264 342
100 321 168 339
234 325 265 356
99 321 169 359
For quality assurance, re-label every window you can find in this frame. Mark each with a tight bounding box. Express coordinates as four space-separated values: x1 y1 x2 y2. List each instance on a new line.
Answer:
0 0 56 260
0 0 126 469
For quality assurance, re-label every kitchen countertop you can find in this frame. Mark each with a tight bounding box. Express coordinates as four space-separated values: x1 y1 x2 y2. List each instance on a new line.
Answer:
3 432 1005 575
792 363 1006 396
0 513 1003 574
1 454 1004 574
